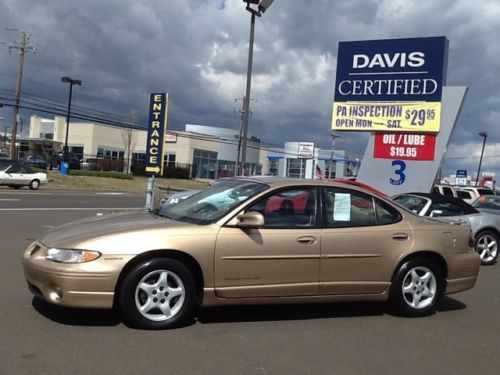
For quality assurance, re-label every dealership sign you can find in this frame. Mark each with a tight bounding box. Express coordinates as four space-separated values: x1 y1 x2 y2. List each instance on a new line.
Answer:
332 37 448 132
165 132 177 143
298 142 314 159
357 86 467 195
145 93 169 175
373 133 436 161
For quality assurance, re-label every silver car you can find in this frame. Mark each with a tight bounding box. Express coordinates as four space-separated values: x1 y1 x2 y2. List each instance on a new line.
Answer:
393 192 499 265
161 189 200 207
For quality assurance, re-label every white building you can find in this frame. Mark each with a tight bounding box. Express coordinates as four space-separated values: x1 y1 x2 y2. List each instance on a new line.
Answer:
22 115 359 179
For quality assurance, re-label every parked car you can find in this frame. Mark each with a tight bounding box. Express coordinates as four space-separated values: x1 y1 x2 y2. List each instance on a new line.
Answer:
161 189 200 206
23 155 48 169
0 152 9 160
432 184 459 198
49 152 81 170
457 186 495 204
23 178 480 329
80 157 97 171
0 160 48 190
392 192 500 265
334 178 389 198
472 195 500 215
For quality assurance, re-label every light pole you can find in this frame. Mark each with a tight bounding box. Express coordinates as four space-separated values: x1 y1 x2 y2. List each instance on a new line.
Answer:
476 131 487 187
328 130 340 179
61 76 81 166
240 0 274 176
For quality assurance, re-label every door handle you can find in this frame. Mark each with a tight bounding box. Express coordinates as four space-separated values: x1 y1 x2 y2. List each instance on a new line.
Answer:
391 233 409 241
297 236 317 245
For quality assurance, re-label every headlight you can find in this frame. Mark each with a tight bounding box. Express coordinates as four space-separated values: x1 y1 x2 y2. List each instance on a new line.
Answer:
46 248 101 263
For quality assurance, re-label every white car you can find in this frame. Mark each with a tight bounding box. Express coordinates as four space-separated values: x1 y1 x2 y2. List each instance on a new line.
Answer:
457 187 495 204
0 160 48 190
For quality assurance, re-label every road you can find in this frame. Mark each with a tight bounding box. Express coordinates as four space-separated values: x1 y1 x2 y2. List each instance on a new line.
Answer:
1 189 499 375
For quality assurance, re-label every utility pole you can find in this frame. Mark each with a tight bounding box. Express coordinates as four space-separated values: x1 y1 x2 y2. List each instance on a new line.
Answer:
234 98 245 176
234 97 254 176
4 126 9 148
2 29 34 160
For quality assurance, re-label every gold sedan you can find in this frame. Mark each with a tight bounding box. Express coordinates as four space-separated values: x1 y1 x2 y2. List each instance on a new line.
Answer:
23 178 481 329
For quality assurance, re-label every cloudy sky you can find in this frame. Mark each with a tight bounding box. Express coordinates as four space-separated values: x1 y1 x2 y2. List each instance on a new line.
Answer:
0 0 499 179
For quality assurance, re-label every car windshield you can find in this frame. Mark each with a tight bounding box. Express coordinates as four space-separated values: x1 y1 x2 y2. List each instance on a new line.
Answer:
0 160 12 171
156 179 269 224
472 195 500 210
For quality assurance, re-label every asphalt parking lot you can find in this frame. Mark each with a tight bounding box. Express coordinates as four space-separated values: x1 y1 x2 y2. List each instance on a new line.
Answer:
1 189 499 375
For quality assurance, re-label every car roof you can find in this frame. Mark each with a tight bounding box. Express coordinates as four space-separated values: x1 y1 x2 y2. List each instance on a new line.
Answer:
229 177 390 195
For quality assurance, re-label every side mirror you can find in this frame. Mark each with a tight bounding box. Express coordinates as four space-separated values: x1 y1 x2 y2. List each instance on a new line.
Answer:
430 209 443 217
236 211 264 228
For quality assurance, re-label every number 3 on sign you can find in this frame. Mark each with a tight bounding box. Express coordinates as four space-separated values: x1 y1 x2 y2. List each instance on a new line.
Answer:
390 160 406 185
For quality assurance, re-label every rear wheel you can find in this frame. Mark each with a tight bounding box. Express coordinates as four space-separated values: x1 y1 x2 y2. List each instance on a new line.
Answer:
29 179 40 190
119 258 196 329
475 230 498 265
389 258 444 316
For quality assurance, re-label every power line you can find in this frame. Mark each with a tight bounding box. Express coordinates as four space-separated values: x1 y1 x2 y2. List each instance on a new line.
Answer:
0 88 355 160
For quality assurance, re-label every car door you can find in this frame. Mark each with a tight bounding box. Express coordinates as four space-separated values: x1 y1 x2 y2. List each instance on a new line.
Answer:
3 163 24 185
214 186 321 298
320 187 412 295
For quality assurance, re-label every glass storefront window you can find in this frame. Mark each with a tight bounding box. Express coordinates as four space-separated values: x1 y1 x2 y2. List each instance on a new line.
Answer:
192 149 218 179
217 160 236 178
287 158 306 178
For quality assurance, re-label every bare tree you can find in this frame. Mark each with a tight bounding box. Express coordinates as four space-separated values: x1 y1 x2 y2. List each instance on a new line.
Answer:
122 129 137 174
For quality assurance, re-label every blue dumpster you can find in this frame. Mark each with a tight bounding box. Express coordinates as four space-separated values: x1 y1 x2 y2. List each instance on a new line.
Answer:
60 162 69 175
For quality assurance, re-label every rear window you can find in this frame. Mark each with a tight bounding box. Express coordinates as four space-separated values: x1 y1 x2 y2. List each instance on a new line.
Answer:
442 187 455 196
457 191 472 199
478 189 494 195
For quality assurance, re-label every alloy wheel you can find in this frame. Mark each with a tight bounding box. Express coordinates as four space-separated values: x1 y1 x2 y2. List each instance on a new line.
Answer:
401 266 437 309
134 269 185 322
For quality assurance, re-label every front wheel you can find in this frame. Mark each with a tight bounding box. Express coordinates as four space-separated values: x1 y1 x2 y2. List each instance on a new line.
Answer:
118 258 196 329
29 179 40 190
475 230 498 265
389 258 444 316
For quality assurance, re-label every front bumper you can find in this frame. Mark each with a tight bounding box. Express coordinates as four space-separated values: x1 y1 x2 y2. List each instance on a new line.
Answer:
23 242 132 309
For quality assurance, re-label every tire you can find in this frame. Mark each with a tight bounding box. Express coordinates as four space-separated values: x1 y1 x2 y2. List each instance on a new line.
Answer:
475 230 499 265
118 258 196 329
29 179 40 190
389 258 444 316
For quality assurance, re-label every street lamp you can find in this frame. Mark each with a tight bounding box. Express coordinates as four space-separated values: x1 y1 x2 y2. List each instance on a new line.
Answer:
61 76 81 166
328 130 340 179
240 0 274 176
476 131 487 187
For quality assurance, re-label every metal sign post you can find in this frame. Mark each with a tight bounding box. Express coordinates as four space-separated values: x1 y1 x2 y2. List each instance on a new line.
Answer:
144 93 169 210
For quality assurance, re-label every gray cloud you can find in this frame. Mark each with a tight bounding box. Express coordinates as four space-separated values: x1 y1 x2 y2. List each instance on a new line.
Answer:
1 0 499 178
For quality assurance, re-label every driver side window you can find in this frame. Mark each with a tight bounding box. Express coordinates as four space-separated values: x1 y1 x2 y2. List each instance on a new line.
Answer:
246 187 317 228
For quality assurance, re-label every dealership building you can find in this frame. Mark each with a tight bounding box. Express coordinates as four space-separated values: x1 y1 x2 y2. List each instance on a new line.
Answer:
20 115 359 179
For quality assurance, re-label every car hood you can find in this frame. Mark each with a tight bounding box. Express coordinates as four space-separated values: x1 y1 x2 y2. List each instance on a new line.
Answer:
39 211 195 249
477 208 500 216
